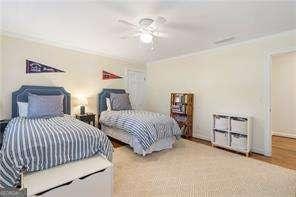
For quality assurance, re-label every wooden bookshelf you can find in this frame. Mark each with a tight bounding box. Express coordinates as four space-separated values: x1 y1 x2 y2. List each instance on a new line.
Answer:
170 93 194 138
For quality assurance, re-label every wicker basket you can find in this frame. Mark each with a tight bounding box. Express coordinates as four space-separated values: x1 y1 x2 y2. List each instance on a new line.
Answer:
231 118 247 134
214 131 228 146
214 116 229 130
231 134 247 151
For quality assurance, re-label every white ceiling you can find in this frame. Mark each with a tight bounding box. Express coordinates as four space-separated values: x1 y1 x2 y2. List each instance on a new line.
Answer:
1 1 296 64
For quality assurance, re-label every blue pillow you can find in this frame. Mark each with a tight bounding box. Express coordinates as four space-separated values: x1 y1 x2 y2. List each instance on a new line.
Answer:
27 93 64 118
110 93 132 111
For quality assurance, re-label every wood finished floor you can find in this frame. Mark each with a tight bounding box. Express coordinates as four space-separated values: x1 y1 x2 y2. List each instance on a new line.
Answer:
110 135 296 170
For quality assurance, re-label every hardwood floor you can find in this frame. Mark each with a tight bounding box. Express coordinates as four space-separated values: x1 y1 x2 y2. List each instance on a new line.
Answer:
110 135 296 170
251 135 296 170
109 137 127 148
187 136 296 170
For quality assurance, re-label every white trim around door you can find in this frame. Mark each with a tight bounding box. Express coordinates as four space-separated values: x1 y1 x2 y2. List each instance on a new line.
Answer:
264 46 296 156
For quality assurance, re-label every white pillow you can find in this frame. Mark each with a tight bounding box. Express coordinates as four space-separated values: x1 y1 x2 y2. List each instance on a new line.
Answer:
106 98 112 111
17 102 28 117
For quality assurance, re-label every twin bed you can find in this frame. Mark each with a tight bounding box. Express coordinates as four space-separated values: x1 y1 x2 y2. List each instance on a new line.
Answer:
98 89 181 156
0 86 113 196
0 85 181 195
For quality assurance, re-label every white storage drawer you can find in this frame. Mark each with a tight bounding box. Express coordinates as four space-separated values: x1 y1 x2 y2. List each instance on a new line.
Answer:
23 156 113 197
231 134 247 151
214 116 229 131
39 167 113 197
230 117 247 134
214 131 228 146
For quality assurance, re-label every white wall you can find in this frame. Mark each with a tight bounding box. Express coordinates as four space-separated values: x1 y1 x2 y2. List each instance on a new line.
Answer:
146 30 296 154
271 51 296 138
0 36 3 119
0 35 145 119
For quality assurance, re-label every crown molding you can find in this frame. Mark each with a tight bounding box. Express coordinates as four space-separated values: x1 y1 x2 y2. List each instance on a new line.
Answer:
147 29 296 66
2 29 294 67
0 29 144 66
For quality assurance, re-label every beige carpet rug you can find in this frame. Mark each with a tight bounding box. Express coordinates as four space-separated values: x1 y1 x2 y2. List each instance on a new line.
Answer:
113 139 296 197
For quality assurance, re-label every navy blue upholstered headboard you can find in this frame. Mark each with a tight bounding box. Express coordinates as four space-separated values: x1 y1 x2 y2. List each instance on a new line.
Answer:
12 85 71 118
98 88 126 113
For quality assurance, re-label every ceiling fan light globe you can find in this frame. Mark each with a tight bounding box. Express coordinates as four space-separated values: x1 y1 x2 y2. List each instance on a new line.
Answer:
140 33 153 43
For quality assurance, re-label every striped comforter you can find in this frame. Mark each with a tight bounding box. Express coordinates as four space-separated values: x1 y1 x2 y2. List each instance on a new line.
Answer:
100 110 181 150
0 115 113 188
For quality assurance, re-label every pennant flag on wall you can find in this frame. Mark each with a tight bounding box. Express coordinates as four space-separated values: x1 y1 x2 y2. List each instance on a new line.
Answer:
102 70 122 80
26 60 65 73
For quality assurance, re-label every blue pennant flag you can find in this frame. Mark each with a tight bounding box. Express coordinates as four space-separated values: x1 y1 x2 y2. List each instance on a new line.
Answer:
26 60 65 73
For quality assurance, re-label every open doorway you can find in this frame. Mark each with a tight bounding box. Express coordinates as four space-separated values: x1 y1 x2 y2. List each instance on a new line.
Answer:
269 51 296 169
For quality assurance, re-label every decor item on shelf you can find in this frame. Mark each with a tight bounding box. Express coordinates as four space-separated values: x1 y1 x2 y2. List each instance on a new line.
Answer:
212 113 252 157
26 60 65 73
102 70 123 80
170 93 194 138
78 96 88 115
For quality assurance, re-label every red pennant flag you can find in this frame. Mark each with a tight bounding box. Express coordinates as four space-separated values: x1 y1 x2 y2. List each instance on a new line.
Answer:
102 70 122 80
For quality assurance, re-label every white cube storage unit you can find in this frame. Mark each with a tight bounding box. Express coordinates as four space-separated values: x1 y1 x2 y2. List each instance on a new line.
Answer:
212 114 252 156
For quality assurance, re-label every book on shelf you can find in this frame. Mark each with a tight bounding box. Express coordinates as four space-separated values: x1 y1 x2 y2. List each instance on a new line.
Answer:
171 104 186 113
174 115 187 122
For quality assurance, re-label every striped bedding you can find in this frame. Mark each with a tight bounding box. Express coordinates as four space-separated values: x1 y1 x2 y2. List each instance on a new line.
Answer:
0 115 113 188
99 110 181 150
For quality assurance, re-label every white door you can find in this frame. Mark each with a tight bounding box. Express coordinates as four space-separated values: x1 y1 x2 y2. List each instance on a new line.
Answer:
126 69 146 110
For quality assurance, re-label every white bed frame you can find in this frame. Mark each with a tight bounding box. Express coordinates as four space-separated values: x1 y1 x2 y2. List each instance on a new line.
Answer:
21 156 113 197
101 125 176 156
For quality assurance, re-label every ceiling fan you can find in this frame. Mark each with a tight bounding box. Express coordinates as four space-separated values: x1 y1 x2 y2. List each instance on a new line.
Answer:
118 16 168 50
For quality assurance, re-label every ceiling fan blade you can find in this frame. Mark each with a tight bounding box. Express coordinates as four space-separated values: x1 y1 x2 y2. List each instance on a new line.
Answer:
120 33 141 39
165 22 199 31
155 16 167 25
152 31 169 38
118 19 138 28
150 16 167 32
133 33 141 37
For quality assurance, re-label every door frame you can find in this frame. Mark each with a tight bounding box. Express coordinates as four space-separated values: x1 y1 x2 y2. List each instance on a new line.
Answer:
124 68 146 109
264 46 296 156
124 68 146 90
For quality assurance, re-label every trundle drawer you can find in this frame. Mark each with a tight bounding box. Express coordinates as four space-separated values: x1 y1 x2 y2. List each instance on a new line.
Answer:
22 156 113 197
38 167 113 197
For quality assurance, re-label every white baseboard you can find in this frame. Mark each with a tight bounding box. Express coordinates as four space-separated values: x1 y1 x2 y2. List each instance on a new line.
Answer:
272 132 296 139
193 132 211 141
251 147 265 155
